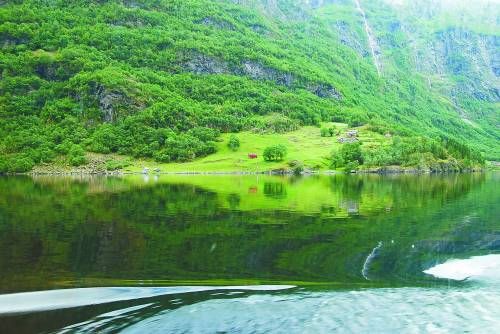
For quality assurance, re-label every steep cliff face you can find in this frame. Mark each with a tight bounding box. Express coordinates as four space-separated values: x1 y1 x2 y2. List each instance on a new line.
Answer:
309 0 498 155
380 0 500 106
381 0 499 141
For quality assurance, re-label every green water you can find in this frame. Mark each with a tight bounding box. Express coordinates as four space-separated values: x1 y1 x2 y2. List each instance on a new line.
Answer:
0 173 498 333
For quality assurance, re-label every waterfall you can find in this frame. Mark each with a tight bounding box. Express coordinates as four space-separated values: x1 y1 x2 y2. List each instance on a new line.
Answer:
354 0 381 75
362 241 383 280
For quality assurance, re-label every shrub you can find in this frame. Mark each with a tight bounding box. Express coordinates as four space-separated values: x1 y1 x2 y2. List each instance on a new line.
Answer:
292 164 304 175
55 140 74 155
105 159 132 171
330 152 345 168
88 124 124 154
288 160 304 175
363 146 395 167
263 144 287 161
7 156 35 173
341 142 364 165
321 126 336 137
227 134 240 151
253 115 299 133
345 160 360 173
0 157 7 173
68 145 87 166
347 113 368 127
153 150 171 163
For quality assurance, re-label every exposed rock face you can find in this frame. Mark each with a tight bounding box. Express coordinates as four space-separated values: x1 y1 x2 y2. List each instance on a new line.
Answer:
406 28 500 103
198 17 235 30
181 52 342 99
184 53 230 75
307 83 342 99
92 84 136 123
249 23 270 35
35 63 58 81
99 92 123 123
240 60 294 86
1 34 29 48
307 0 350 9
334 21 370 58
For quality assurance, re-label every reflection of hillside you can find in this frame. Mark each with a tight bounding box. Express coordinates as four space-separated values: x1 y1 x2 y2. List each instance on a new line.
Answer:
0 173 494 292
24 173 487 218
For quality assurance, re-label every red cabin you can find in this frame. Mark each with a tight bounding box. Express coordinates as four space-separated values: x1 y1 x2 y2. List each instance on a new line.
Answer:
248 153 258 159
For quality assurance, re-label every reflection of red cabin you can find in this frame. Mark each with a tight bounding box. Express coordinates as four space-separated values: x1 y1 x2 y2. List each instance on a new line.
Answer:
248 153 258 159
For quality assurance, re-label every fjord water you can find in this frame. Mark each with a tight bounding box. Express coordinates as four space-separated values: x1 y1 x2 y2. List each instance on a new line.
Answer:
0 173 498 333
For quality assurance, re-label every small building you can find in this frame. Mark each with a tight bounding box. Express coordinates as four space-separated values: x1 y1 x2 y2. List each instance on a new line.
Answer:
248 153 258 159
337 137 359 144
346 130 358 137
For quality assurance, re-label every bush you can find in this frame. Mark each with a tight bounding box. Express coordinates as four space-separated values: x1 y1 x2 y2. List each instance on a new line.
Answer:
105 159 132 171
345 160 360 173
363 146 395 167
0 157 7 174
253 115 299 133
321 126 336 137
330 152 345 168
346 113 368 127
68 145 87 166
263 144 287 161
288 160 304 175
7 156 35 173
341 142 364 165
227 134 240 151
88 124 124 154
153 150 171 163
292 164 304 175
55 140 74 155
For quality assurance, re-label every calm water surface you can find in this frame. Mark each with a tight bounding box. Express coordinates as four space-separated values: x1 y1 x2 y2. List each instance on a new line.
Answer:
0 173 498 333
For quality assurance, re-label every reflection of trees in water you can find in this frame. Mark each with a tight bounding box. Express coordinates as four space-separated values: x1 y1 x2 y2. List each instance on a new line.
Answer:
340 200 359 215
329 173 485 211
226 193 241 210
0 173 493 291
263 182 287 199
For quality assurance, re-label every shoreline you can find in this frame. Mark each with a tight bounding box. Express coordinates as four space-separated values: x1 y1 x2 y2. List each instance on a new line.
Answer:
16 167 487 177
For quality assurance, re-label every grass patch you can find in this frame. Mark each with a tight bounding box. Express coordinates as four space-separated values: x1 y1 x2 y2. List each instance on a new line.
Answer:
125 123 390 173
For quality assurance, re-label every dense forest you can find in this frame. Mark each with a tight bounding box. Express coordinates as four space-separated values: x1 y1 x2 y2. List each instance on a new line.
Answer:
0 0 497 173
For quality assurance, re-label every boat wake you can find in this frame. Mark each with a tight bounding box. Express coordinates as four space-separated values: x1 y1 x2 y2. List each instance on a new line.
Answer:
424 254 500 283
362 241 383 280
0 285 295 315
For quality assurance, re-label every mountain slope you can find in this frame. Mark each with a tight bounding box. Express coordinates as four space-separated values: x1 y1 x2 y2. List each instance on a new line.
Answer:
0 0 497 173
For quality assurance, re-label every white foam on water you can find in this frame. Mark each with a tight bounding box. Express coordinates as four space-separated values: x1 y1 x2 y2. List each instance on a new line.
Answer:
424 254 500 281
121 287 500 334
362 241 382 280
0 285 295 315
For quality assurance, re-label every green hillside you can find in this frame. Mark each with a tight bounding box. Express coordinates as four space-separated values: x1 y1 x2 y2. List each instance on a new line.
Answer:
0 0 497 173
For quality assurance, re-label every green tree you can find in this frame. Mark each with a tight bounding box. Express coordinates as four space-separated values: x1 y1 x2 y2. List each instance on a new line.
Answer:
68 145 87 166
321 126 336 137
345 160 360 173
330 152 345 168
263 144 287 161
341 142 364 165
227 134 240 151
320 127 330 137
7 156 35 173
